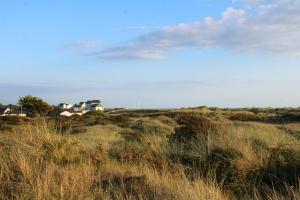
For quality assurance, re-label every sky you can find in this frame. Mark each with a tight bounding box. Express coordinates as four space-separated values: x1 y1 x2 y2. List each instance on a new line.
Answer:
0 0 300 108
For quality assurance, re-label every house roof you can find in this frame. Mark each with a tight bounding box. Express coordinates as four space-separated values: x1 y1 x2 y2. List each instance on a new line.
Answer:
87 100 101 104
79 102 86 106
0 107 10 114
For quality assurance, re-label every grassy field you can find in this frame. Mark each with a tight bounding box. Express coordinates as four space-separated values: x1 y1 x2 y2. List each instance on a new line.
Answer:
0 108 299 199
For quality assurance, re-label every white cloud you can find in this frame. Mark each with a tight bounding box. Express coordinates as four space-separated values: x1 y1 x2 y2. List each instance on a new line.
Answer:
96 0 300 60
64 40 100 51
234 0 293 6
98 46 165 60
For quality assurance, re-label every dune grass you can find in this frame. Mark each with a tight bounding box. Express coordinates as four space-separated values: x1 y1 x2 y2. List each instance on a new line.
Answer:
0 113 299 200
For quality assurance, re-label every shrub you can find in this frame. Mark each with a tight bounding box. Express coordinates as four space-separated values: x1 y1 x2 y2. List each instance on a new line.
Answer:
0 116 28 125
173 147 243 186
18 95 51 117
120 130 146 143
246 147 300 197
84 110 106 117
154 115 177 127
109 115 131 127
90 144 108 167
109 137 169 170
0 124 13 132
229 111 260 121
131 119 173 136
69 125 88 134
39 138 86 165
82 111 111 125
47 106 62 117
109 140 152 164
204 148 243 190
169 114 218 150
95 173 162 200
251 139 269 153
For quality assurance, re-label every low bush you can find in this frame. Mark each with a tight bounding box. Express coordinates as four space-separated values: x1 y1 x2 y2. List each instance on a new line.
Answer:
154 115 177 127
131 119 173 136
172 147 243 184
120 130 146 143
69 125 88 134
250 138 269 153
109 140 152 164
169 114 219 150
229 111 260 121
0 124 13 132
109 115 131 127
0 116 29 125
109 136 169 170
245 147 300 197
204 148 243 193
90 144 108 167
96 174 152 200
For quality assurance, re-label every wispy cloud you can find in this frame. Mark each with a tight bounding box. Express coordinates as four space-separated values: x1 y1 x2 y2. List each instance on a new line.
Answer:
98 47 165 60
94 0 300 60
64 40 101 51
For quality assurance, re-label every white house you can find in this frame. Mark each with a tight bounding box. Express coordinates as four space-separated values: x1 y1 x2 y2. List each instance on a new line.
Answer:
0 107 11 116
86 100 104 111
73 102 86 111
90 104 104 111
59 99 104 116
58 103 73 110
0 107 27 117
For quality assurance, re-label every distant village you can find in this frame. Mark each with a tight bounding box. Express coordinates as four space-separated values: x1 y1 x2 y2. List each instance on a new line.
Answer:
59 100 104 116
0 99 104 117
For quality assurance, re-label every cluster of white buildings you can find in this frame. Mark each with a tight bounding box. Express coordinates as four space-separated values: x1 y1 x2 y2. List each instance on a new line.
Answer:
0 107 27 117
59 100 104 116
0 100 104 117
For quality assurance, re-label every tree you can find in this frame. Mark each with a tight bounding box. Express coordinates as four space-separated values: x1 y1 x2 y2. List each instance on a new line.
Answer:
18 95 51 117
47 106 62 117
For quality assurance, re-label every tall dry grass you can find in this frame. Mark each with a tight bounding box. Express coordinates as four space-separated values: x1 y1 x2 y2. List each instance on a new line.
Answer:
0 118 230 200
0 115 299 199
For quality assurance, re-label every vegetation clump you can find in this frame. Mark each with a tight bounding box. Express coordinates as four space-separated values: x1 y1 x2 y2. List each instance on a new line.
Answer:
170 114 219 149
18 95 52 117
245 147 300 197
229 111 260 121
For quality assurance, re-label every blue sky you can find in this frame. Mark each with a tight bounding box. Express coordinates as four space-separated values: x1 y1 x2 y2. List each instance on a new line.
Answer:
0 0 300 108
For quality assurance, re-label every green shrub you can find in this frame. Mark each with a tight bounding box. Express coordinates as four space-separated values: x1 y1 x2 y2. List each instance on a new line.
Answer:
229 111 260 121
90 144 108 167
131 119 173 136
204 148 243 190
251 138 269 153
69 126 88 134
120 130 146 143
173 147 243 186
18 95 51 117
109 140 152 164
109 115 131 127
95 173 164 200
246 147 300 197
0 124 13 132
41 138 86 165
0 116 28 125
169 114 218 150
